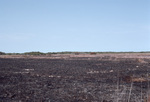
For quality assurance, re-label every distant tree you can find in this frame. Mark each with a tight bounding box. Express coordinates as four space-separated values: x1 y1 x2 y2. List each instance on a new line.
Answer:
74 52 80 55
24 51 45 55
0 51 6 55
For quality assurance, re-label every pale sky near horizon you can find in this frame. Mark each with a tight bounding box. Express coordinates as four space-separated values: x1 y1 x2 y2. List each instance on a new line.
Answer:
0 0 150 53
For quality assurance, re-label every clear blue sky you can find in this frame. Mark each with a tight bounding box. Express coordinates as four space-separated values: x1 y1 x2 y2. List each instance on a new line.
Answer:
0 0 150 53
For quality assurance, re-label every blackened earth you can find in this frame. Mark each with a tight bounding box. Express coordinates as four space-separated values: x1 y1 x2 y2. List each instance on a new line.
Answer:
0 57 150 102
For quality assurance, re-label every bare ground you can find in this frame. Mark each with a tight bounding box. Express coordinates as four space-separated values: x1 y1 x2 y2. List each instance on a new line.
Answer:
0 53 150 102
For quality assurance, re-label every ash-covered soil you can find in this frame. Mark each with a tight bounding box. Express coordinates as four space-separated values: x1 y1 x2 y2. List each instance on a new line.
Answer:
0 56 150 102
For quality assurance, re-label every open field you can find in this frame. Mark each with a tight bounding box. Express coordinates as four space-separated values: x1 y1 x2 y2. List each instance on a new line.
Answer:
0 53 150 102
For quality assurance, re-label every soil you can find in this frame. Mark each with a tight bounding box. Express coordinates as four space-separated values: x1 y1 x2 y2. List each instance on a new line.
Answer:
0 54 150 102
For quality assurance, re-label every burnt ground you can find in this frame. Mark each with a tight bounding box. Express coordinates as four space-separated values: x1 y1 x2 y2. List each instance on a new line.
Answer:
0 56 150 102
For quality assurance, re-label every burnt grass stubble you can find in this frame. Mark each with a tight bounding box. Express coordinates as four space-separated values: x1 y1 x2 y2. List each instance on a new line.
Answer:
0 57 150 102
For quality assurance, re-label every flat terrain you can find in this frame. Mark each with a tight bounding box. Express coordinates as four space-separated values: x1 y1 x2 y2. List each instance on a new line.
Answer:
0 53 150 102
